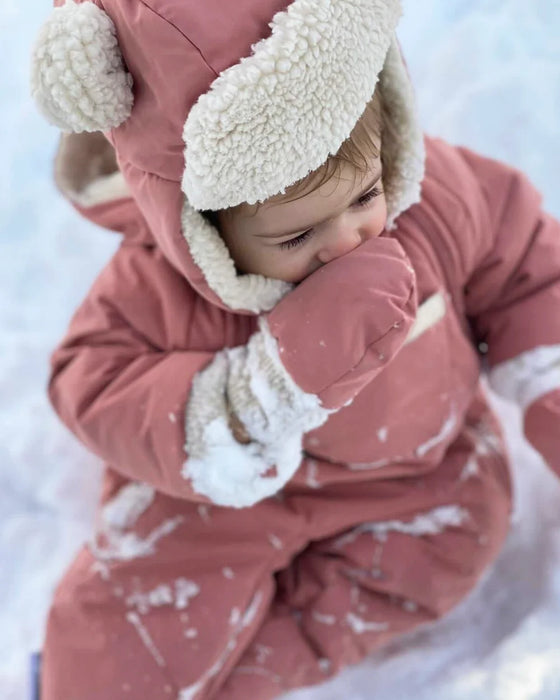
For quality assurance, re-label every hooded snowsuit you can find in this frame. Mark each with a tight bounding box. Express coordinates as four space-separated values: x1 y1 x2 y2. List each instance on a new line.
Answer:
30 1 560 699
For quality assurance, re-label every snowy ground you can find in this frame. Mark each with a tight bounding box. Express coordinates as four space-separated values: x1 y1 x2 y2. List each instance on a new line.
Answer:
2 1 559 698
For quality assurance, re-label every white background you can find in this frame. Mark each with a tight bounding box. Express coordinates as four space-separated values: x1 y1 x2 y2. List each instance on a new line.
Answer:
1 1 559 698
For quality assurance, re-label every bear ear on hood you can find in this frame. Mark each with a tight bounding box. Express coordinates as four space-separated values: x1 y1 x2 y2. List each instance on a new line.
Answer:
30 0 133 133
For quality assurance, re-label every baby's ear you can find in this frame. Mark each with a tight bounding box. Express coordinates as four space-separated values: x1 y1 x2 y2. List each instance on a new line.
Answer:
30 0 133 133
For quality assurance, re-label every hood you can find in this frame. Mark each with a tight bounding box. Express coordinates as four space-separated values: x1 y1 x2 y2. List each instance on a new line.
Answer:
53 131 153 245
32 0 425 315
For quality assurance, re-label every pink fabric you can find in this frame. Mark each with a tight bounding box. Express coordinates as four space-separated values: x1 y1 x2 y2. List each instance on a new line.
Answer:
102 0 289 181
42 392 512 700
41 135 560 698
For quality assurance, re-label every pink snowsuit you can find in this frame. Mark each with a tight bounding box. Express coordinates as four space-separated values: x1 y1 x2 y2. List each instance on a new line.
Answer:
32 2 560 700
40 134 560 699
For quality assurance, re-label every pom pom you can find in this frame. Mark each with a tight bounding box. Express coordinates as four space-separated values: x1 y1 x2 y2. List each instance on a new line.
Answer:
30 0 133 132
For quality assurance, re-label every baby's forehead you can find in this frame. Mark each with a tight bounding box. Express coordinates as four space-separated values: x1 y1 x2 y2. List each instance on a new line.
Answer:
230 159 382 236
243 160 377 217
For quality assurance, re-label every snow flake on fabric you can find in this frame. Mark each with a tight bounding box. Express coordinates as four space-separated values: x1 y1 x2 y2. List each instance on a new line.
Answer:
415 410 457 458
312 611 337 626
255 644 273 665
229 608 241 626
125 578 200 615
460 456 480 482
90 560 110 581
465 419 503 457
101 482 155 530
92 482 185 562
197 504 211 522
346 612 389 635
233 666 281 684
460 418 503 480
176 579 201 609
334 504 470 548
179 678 205 700
242 591 264 629
348 457 392 471
91 513 183 563
179 591 265 699
305 459 322 488
126 611 166 667
268 533 283 550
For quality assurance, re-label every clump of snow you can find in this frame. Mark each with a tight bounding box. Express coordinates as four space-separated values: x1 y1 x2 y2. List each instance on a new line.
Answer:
184 415 306 508
91 515 184 562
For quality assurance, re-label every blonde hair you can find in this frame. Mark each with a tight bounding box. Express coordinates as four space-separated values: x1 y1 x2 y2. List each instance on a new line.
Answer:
204 86 392 225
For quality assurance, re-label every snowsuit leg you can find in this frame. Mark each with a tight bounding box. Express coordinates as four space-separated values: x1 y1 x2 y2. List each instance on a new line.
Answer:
216 401 513 699
41 399 512 700
40 487 310 700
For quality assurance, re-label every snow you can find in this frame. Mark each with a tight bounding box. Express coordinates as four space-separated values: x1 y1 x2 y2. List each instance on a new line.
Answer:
125 579 200 615
126 611 167 668
333 505 470 548
346 614 389 636
1 1 560 699
101 482 155 530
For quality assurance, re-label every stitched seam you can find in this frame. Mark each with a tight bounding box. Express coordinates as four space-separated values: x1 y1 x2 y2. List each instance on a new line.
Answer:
137 0 219 78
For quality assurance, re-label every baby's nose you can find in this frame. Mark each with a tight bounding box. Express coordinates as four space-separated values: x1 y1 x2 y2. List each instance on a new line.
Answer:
317 229 362 264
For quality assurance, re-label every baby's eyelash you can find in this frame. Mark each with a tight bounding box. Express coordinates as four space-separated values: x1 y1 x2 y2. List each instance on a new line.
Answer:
278 185 383 251
355 185 383 208
279 229 313 250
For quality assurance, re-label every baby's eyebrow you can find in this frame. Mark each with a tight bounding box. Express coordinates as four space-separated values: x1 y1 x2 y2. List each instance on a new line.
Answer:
255 171 382 239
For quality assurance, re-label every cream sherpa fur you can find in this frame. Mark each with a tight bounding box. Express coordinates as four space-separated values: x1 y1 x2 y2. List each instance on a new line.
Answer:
182 0 403 210
183 318 332 508
30 0 133 133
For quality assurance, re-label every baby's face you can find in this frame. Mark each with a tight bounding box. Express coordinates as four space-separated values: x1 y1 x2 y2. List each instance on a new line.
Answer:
217 157 387 283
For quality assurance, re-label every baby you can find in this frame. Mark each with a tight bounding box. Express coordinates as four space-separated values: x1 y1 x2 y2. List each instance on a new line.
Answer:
31 1 560 699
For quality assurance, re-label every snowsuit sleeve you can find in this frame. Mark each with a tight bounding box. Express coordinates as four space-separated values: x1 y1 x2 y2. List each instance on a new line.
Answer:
48 242 227 502
441 143 560 478
50 233 416 509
